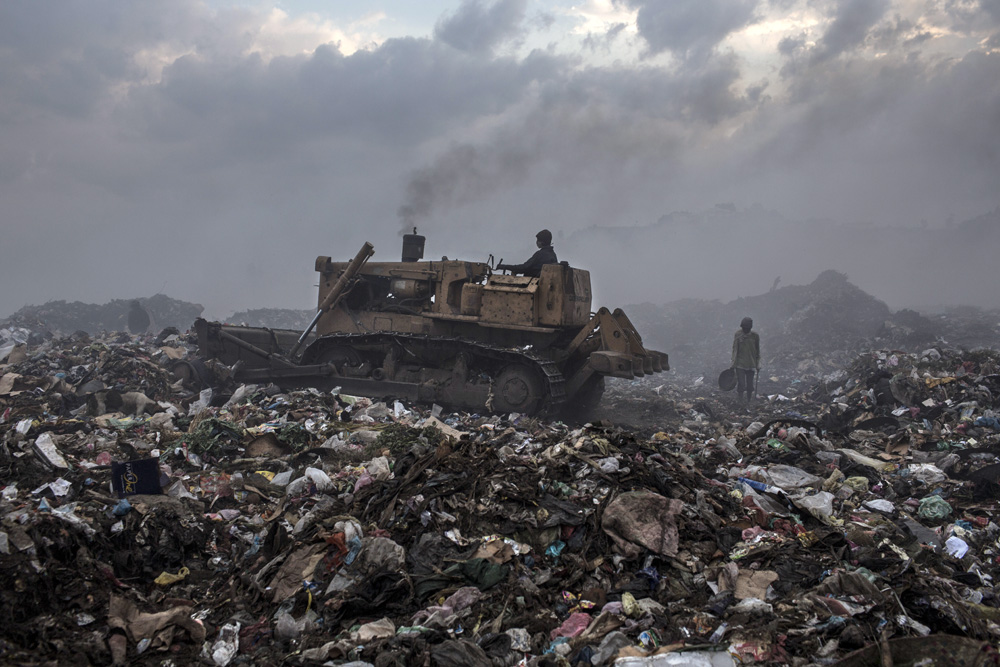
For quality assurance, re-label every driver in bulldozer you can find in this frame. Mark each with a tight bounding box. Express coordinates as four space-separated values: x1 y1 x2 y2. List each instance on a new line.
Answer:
497 229 558 277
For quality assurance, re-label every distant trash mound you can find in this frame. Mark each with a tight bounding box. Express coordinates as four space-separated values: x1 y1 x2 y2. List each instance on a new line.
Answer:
627 270 1000 381
2 294 204 335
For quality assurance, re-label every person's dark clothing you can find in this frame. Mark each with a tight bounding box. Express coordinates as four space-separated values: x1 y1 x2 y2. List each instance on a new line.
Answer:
731 329 760 370
736 368 755 397
731 324 760 404
499 245 557 278
128 302 150 334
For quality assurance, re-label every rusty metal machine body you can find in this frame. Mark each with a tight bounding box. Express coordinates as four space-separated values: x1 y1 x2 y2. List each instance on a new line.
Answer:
194 234 667 414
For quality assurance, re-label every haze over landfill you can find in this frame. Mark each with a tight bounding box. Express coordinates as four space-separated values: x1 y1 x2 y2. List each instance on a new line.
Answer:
1 0 998 319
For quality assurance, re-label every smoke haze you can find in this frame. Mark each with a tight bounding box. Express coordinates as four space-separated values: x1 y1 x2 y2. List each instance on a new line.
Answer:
1 0 997 319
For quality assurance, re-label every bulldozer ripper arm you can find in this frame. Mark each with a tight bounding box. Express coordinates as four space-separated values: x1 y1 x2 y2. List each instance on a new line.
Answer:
291 241 375 358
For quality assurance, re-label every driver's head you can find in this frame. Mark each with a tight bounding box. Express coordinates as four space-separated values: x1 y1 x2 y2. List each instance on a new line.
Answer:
536 229 552 247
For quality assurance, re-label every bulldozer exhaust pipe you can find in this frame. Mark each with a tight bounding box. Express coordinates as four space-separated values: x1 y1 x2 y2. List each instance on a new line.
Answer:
402 228 425 262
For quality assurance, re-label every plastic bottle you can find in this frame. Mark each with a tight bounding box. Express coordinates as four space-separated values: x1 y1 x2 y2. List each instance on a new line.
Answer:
709 621 729 643
738 477 783 495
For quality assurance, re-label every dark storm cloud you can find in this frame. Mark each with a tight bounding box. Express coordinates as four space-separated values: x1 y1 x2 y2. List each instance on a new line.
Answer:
986 0 1000 22
434 0 528 54
945 0 1000 28
0 0 998 321
126 37 557 153
811 0 891 63
0 2 569 316
0 1 258 120
777 33 806 56
0 2 149 118
731 45 1000 230
619 0 761 61
581 23 628 54
531 10 557 31
868 16 929 52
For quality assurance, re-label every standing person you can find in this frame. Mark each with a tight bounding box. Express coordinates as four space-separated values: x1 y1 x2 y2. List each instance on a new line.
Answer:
127 300 150 334
731 316 760 406
497 229 558 278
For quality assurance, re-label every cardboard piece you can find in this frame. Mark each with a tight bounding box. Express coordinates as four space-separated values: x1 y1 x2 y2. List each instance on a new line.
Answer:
734 569 778 600
423 416 465 442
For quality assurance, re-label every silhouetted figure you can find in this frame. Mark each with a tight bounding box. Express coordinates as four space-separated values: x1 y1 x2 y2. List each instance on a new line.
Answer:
127 301 150 334
770 276 781 292
731 316 760 406
497 229 558 278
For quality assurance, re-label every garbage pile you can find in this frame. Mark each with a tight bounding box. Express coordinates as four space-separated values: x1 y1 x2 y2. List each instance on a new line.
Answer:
2 295 204 336
3 324 1000 665
627 270 1000 393
1 298 322 338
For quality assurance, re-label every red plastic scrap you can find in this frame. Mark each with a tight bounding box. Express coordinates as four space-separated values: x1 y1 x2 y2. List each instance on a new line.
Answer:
549 612 592 641
323 532 349 571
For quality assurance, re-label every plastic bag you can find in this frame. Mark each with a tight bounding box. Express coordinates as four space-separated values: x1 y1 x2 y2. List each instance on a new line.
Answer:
917 495 952 520
908 464 946 485
764 464 822 490
791 491 843 526
211 621 240 666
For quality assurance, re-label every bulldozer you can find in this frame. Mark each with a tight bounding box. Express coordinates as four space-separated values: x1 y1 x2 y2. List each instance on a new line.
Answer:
191 232 667 415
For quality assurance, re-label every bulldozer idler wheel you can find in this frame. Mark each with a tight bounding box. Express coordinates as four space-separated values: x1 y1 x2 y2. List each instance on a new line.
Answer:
493 365 543 414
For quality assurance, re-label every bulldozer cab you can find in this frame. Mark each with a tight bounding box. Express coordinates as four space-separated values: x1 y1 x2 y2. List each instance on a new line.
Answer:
476 264 591 328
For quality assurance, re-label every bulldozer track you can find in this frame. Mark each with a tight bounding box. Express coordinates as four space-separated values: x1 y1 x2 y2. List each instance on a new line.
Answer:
302 332 567 412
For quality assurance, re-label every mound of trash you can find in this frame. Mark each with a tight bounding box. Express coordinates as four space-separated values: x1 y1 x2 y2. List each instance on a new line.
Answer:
2 294 204 336
627 271 1000 391
1 298 322 338
2 316 1000 665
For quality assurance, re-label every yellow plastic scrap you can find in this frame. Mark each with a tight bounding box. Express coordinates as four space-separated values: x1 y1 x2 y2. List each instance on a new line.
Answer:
254 471 276 481
924 377 956 388
154 566 190 587
822 469 845 492
797 531 819 547
621 592 639 618
591 437 612 456
843 476 870 493
652 432 670 442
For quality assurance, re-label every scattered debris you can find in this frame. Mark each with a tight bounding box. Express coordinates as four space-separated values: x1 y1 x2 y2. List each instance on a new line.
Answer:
2 276 1000 665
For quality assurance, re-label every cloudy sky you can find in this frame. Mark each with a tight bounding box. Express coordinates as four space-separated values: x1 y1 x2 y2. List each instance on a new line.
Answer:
1 0 998 318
